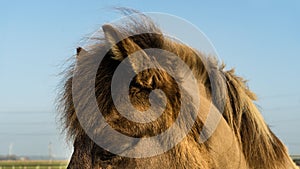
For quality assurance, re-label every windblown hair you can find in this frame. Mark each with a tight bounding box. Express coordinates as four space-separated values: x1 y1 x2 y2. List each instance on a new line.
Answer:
59 11 297 169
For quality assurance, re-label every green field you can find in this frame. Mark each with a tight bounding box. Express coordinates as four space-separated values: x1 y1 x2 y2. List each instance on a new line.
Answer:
0 160 68 169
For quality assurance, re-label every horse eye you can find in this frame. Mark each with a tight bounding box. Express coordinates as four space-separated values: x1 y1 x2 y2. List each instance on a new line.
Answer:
94 146 117 161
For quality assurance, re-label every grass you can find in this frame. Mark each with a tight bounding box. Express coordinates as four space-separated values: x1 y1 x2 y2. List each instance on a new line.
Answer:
0 160 68 169
0 158 299 168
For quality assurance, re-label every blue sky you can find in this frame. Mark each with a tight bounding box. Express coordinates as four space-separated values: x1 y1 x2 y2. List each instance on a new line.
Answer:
0 1 299 157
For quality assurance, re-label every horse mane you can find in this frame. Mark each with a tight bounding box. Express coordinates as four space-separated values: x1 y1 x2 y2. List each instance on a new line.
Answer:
222 69 293 168
58 11 295 168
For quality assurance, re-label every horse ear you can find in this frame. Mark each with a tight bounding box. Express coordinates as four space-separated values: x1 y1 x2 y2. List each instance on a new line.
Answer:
76 47 87 55
102 24 152 74
102 24 127 60
76 47 88 60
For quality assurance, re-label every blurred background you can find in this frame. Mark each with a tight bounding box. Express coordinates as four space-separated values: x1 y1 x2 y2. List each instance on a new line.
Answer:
0 0 299 161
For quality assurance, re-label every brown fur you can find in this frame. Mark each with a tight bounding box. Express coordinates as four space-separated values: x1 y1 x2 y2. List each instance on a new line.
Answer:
58 12 297 169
